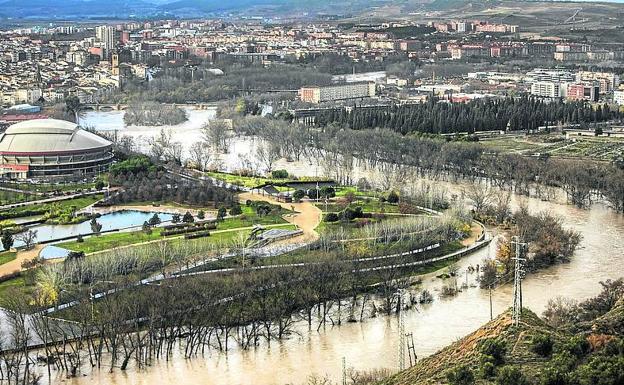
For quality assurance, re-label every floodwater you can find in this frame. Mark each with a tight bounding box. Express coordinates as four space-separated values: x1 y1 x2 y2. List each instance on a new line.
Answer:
64 112 624 385
81 107 217 159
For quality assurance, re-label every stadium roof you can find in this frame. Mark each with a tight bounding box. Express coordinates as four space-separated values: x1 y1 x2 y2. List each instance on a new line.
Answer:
0 119 111 154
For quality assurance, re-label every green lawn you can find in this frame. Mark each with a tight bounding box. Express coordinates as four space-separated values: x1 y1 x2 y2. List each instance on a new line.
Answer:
0 251 17 266
0 194 103 220
57 206 292 254
58 228 166 254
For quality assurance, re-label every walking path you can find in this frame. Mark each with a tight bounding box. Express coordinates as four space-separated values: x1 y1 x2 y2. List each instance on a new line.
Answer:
0 245 43 277
238 192 322 243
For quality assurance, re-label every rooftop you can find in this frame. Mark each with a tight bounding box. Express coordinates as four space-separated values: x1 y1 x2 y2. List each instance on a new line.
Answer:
0 119 112 154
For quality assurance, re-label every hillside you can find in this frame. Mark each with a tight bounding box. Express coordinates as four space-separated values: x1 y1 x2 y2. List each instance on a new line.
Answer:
382 284 624 385
382 309 568 385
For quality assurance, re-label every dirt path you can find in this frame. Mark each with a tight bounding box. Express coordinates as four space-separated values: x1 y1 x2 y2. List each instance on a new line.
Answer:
239 192 322 243
461 222 484 247
0 245 43 277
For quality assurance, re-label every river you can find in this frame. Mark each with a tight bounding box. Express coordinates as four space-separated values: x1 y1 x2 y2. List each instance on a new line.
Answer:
59 111 624 385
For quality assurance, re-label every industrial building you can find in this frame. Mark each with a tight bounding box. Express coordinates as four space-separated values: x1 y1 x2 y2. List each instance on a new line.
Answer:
0 119 113 180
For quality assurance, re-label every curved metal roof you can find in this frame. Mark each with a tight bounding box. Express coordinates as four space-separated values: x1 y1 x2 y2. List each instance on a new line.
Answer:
0 119 112 154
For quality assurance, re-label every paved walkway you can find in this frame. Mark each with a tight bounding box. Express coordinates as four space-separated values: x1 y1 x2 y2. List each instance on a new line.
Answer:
238 192 322 243
0 245 43 277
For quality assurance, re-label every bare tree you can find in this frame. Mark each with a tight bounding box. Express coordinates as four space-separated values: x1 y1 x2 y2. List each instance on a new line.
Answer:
16 230 38 250
255 142 281 175
188 142 212 171
202 119 231 153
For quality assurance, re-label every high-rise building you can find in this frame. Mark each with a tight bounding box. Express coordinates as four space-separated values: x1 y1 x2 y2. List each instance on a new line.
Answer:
95 25 115 57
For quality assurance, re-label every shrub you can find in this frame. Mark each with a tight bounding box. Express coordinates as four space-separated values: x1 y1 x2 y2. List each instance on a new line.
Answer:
271 169 289 179
446 365 475 385
197 210 205 220
387 191 399 203
320 186 335 198
148 213 161 226
563 335 591 359
217 207 227 221
95 180 105 190
246 199 252 206
307 188 319 200
293 189 305 202
76 234 84 243
496 366 528 385
540 367 571 385
531 334 554 357
479 338 507 366
1 231 14 250
182 211 194 223
479 362 496 379
230 205 243 216
324 212 339 222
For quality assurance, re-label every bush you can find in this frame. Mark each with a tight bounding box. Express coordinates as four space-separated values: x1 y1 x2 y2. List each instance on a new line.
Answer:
446 365 475 385
197 210 205 219
387 191 399 203
324 212 339 222
496 366 528 385
217 207 227 221
320 186 335 198
76 234 84 243
230 205 243 216
148 213 161 226
95 180 105 190
479 362 496 379
307 188 319 200
479 338 507 366
293 189 305 202
271 169 289 179
541 367 571 385
563 335 591 359
531 334 554 357
182 211 194 223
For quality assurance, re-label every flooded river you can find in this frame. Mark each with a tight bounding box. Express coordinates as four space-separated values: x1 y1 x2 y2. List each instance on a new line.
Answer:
62 111 624 385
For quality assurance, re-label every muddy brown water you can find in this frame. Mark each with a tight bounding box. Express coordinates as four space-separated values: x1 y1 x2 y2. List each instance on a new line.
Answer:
56 124 624 385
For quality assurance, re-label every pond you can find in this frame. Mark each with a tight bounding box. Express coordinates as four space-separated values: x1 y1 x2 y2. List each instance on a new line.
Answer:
10 210 173 250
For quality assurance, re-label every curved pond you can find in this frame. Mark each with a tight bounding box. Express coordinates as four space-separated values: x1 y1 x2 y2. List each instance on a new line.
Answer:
9 210 173 250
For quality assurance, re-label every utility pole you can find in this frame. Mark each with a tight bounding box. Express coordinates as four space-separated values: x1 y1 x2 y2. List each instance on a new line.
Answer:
342 356 347 385
397 289 406 371
489 285 493 321
511 236 527 326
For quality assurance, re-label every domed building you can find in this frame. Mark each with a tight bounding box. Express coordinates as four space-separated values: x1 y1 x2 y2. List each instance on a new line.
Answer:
0 119 113 180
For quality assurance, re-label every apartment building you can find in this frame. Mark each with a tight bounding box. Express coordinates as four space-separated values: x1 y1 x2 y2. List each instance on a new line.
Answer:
299 82 375 103
530 81 561 98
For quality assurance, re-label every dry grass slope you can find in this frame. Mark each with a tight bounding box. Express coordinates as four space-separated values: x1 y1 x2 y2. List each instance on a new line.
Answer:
381 308 568 385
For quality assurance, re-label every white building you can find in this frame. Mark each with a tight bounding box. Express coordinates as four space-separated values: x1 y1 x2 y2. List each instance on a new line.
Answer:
615 90 624 105
530 81 561 98
299 82 375 103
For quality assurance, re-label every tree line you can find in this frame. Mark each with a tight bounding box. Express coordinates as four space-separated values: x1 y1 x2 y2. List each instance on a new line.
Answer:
231 115 624 211
313 96 623 134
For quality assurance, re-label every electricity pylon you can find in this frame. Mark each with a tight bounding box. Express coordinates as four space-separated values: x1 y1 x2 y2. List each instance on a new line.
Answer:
511 236 527 326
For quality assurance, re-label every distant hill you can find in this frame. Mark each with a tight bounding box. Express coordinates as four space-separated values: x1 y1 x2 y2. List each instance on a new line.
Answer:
0 0 158 18
0 0 623 20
